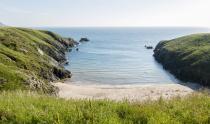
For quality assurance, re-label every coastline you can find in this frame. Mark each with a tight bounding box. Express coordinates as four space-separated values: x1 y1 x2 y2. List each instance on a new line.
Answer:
0 27 77 93
153 34 210 87
54 82 200 101
53 30 207 101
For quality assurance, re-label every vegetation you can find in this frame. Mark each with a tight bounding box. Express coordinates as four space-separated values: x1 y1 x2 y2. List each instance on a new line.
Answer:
154 33 210 86
1 27 210 123
0 27 75 93
0 91 209 124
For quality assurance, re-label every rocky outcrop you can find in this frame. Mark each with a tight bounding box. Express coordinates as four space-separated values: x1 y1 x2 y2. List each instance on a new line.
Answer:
154 34 210 86
79 37 90 42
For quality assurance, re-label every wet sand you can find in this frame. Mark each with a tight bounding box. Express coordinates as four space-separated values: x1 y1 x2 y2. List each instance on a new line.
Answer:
54 82 200 101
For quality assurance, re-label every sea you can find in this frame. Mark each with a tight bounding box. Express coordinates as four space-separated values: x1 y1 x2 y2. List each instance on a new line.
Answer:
44 27 210 85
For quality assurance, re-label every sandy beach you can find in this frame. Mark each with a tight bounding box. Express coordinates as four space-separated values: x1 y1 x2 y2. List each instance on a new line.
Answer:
54 82 200 101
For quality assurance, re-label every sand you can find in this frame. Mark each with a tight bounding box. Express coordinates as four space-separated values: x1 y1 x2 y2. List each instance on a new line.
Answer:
54 82 200 101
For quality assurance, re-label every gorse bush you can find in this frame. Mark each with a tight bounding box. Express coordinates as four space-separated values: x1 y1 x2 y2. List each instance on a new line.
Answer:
0 91 209 124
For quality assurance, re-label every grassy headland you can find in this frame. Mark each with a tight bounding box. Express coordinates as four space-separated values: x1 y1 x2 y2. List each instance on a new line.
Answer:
154 33 210 86
0 27 76 94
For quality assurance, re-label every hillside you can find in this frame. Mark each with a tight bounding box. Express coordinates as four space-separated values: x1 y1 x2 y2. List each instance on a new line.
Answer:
154 33 210 86
0 91 209 124
0 27 76 94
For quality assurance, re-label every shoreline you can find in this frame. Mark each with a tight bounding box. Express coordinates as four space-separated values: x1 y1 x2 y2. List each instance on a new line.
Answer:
54 82 201 101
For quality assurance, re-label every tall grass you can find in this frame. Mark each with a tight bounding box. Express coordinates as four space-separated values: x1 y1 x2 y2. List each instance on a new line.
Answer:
0 91 209 124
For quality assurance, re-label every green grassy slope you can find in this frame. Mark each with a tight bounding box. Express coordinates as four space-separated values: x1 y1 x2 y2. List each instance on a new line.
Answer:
0 27 75 93
0 91 209 124
154 33 210 86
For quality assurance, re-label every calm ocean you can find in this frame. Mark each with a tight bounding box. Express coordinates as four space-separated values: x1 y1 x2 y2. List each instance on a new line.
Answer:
44 27 210 85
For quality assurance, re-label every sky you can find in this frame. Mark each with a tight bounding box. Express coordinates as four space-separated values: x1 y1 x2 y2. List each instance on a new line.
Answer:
0 0 210 27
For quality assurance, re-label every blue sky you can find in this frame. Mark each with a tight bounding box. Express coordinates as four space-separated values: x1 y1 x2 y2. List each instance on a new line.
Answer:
0 0 210 27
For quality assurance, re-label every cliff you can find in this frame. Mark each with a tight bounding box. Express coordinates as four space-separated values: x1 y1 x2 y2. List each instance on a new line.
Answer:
0 27 76 94
154 33 210 86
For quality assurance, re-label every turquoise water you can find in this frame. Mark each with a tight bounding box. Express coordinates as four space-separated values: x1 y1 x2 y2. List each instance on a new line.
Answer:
45 27 210 85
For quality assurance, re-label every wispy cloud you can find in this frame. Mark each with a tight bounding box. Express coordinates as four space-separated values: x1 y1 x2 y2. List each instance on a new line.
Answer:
0 4 49 16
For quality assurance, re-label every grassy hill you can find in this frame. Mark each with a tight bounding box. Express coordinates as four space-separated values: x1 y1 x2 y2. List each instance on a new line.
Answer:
0 91 209 124
154 33 210 86
0 27 76 94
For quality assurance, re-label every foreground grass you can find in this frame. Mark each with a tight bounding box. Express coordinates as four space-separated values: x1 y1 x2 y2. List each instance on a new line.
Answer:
0 91 209 124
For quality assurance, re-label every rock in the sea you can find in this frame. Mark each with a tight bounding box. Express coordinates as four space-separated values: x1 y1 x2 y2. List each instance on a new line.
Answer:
154 34 210 86
64 61 69 65
145 45 153 49
79 37 90 42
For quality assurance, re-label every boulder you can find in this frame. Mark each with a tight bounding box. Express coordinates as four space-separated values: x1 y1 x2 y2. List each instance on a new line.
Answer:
79 38 90 42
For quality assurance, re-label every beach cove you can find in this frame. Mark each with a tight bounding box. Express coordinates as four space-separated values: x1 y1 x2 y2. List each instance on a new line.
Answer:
54 82 200 101
0 26 209 123
45 27 208 101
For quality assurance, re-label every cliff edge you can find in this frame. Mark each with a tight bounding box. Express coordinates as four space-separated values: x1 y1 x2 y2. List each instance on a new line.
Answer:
154 33 210 86
0 27 76 94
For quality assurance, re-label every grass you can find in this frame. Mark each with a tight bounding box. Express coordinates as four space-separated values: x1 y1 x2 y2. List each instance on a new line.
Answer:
1 27 210 123
154 33 210 86
0 91 209 124
0 27 74 93
163 34 210 64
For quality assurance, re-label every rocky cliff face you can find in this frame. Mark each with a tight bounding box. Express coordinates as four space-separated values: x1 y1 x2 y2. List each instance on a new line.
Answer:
0 27 77 94
154 34 210 86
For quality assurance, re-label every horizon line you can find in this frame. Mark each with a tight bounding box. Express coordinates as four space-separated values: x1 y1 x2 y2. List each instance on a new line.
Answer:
31 26 210 29
4 24 210 29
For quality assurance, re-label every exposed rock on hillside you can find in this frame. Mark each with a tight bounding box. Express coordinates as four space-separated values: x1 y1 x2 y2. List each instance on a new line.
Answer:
0 27 77 94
